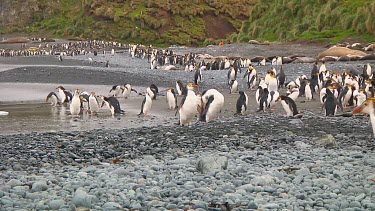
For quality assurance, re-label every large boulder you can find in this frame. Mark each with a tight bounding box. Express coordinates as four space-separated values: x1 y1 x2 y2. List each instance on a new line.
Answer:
196 156 228 174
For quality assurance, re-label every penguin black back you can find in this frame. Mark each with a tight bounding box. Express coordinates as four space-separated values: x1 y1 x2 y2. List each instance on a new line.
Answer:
236 91 247 114
200 95 214 121
280 95 299 116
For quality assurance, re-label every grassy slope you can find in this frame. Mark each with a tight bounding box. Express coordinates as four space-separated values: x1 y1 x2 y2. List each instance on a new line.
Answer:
1 0 374 45
233 0 375 43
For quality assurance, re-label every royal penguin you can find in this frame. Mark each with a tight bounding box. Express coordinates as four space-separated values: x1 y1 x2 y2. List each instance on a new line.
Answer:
200 89 225 122
235 91 248 115
277 65 286 88
229 79 238 94
352 97 375 138
109 85 124 97
176 80 187 96
89 92 100 114
364 63 372 77
122 84 138 99
338 84 354 108
353 89 367 106
138 91 153 117
149 84 159 100
227 66 237 85
287 87 300 102
322 88 341 116
100 96 125 115
268 90 280 110
244 65 257 90
177 83 199 126
257 88 270 112
46 92 60 107
70 89 81 116
255 81 268 106
166 88 177 110
79 91 90 111
304 81 313 101
276 56 282 66
194 66 203 85
276 95 299 117
56 86 73 104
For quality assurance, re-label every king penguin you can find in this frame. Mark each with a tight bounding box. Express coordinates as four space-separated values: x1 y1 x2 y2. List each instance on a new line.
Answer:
235 91 248 115
166 88 177 110
89 92 100 115
70 89 81 116
46 92 60 107
177 83 199 126
56 86 72 104
100 96 125 115
276 95 299 117
138 91 153 117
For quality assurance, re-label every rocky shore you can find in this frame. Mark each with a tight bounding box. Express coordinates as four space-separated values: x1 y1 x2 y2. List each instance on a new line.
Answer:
0 42 375 210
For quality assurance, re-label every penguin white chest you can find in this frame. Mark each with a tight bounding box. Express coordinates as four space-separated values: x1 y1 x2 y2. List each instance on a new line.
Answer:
89 97 99 113
268 78 278 92
179 91 198 125
58 90 66 102
305 84 312 101
281 101 293 117
143 95 153 115
166 92 176 109
70 96 81 115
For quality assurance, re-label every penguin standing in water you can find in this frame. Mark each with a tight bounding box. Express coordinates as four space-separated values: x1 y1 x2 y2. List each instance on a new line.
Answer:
70 89 81 116
122 84 138 99
79 91 90 112
46 92 60 107
276 95 299 117
200 89 225 122
229 79 238 94
166 88 177 110
176 80 187 96
138 91 153 117
58 55 63 62
322 88 341 116
177 83 199 126
109 85 124 97
235 91 248 115
89 92 100 115
56 86 73 104
100 96 125 115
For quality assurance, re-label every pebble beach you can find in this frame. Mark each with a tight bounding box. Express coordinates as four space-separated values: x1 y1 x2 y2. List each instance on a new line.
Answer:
0 41 375 210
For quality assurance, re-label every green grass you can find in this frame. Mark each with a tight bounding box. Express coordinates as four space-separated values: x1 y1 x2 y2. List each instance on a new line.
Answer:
2 0 375 45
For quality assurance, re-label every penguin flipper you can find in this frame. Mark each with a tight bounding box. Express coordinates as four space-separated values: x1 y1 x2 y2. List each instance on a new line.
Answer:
131 88 138 93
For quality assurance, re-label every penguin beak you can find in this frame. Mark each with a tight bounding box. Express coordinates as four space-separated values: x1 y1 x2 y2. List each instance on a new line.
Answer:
352 105 364 114
193 84 199 89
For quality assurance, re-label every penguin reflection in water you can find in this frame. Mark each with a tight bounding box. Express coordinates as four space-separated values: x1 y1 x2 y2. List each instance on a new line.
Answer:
46 92 60 107
100 96 125 115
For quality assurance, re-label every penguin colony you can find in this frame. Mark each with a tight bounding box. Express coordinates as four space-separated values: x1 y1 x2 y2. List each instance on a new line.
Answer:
2 39 374 136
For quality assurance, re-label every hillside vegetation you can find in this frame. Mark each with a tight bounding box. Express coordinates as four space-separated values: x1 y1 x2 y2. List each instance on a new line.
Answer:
233 0 375 43
0 0 374 45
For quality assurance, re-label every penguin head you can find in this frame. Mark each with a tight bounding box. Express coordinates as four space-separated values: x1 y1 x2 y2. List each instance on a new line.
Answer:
353 98 375 115
74 89 80 95
90 92 96 96
186 82 198 90
56 86 65 90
